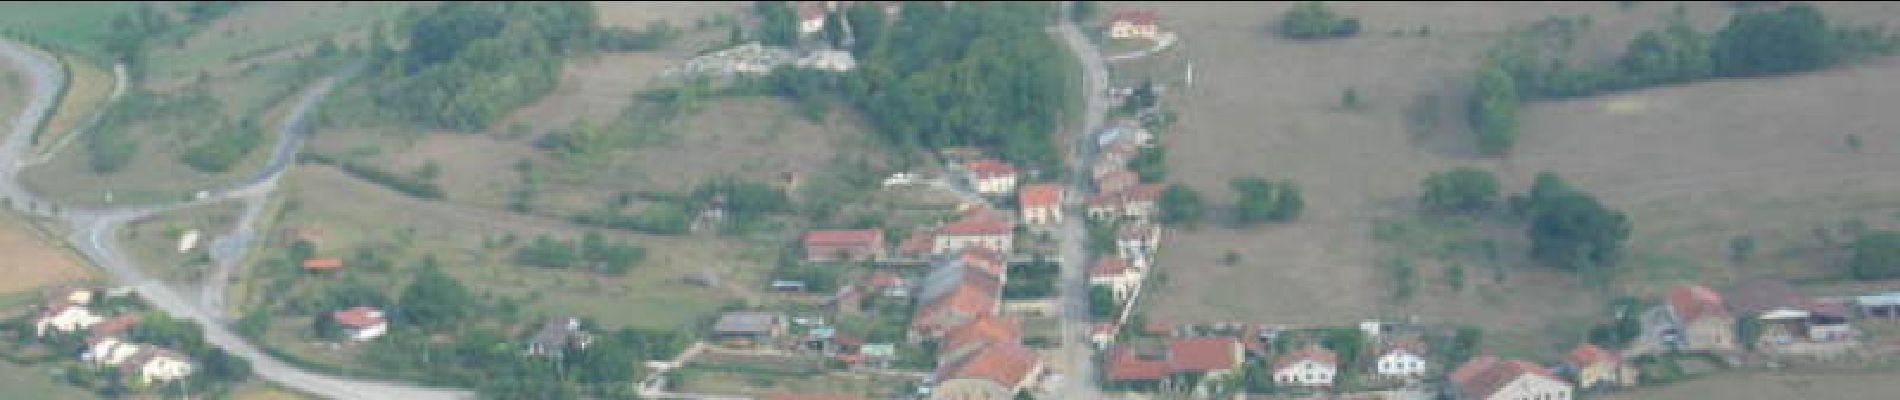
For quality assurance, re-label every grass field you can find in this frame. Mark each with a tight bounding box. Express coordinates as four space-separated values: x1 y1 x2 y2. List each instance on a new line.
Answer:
0 211 94 296
0 360 95 400
1598 371 1900 400
118 200 244 285
33 55 115 155
1113 0 1900 362
145 1 412 85
0 1 140 61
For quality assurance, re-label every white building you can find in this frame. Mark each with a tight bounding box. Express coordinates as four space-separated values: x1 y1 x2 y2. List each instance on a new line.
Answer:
331 306 389 342
1273 346 1338 388
1374 340 1429 378
177 229 201 254
131 349 195 385
34 304 102 337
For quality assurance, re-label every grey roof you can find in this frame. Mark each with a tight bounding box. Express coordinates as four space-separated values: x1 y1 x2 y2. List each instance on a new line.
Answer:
918 256 975 304
1859 292 1900 307
713 312 784 334
530 317 585 347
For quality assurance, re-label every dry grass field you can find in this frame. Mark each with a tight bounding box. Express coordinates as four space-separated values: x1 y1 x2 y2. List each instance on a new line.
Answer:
0 212 93 297
118 200 244 284
33 55 115 154
1111 1 1900 359
1597 371 1900 400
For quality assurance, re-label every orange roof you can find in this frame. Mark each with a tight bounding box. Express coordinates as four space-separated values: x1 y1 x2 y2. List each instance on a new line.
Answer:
302 258 344 271
942 314 1023 355
965 159 1017 179
794 1 826 21
804 229 884 246
1019 184 1065 208
915 277 1001 332
1091 258 1133 278
331 306 385 328
1106 345 1172 381
941 219 1013 236
938 342 1042 388
898 230 934 256
89 314 142 340
959 247 1008 276
1171 336 1241 372
767 395 868 400
1566 344 1617 367
1668 284 1728 322
867 271 905 289
1451 356 1562 399
1273 345 1339 371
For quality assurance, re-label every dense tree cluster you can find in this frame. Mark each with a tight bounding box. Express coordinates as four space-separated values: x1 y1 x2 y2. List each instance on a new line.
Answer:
1003 258 1061 299
1512 172 1630 272
1279 1 1361 40
513 232 647 275
1157 184 1206 226
371 1 598 131
398 257 477 330
1230 177 1303 226
1419 167 1500 213
753 1 798 46
1851 230 1900 280
180 117 264 173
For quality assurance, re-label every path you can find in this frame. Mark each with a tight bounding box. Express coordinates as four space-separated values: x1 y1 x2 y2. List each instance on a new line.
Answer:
1051 2 1112 399
0 38 472 400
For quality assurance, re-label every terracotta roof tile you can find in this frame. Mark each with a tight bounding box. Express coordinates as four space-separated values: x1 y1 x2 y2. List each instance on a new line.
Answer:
1566 344 1617 367
1091 258 1133 278
942 219 1013 236
1451 356 1561 399
331 306 385 328
964 159 1017 178
1019 184 1065 208
1171 336 1240 372
804 229 884 246
1272 345 1338 372
942 314 1022 355
939 342 1041 388
302 258 344 271
1107 345 1171 381
1668 283 1729 322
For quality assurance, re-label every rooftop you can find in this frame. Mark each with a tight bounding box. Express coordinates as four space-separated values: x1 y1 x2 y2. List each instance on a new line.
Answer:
804 229 884 245
302 258 344 271
713 312 784 334
1019 184 1065 208
964 159 1017 178
1566 343 1617 367
1272 345 1338 371
332 306 385 328
1451 356 1561 399
937 342 1041 389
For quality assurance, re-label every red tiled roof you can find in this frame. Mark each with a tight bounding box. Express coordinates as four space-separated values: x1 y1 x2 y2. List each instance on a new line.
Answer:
331 306 385 328
90 314 142 339
964 159 1017 179
1091 258 1133 278
1019 184 1064 209
942 219 1013 236
767 395 869 400
1107 345 1171 381
1097 169 1140 191
1111 10 1157 25
795 1 826 21
939 342 1041 388
805 229 884 246
916 277 1001 330
959 247 1009 276
302 258 344 271
942 314 1022 355
1566 344 1617 367
1451 356 1562 399
1094 323 1119 336
1668 283 1728 322
867 271 905 289
1126 184 1164 202
1171 336 1240 372
1381 338 1429 358
1272 345 1338 372
898 230 934 256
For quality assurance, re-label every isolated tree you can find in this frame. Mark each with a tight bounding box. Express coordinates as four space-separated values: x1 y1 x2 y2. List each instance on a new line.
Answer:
1340 87 1363 110
1846 134 1864 152
1130 147 1168 183
400 256 475 330
1230 177 1276 226
1267 181 1304 222
1280 1 1359 39
1420 167 1500 213
1468 65 1519 156
1527 189 1631 272
1158 184 1206 226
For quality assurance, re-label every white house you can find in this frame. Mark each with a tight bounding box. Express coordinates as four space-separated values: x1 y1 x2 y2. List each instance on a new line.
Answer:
795 1 827 36
1108 11 1160 40
1115 223 1160 262
177 229 201 254
331 306 389 342
130 349 195 385
1450 356 1573 400
1375 339 1429 378
34 304 102 337
963 159 1019 196
1088 258 1143 301
1273 346 1338 388
1018 184 1065 226
84 338 145 366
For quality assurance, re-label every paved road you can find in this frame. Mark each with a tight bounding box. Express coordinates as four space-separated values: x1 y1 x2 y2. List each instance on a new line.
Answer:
1052 2 1112 399
1 38 472 400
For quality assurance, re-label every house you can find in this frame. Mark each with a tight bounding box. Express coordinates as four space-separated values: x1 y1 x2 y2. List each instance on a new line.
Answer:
1857 291 1900 320
938 314 1023 362
177 229 201 254
795 1 827 36
126 348 194 386
525 317 595 358
331 306 388 342
932 342 1045 400
1115 222 1161 262
301 257 344 273
1664 283 1737 352
1723 278 1856 345
1448 356 1573 400
1089 258 1143 301
712 312 788 347
932 219 1014 255
84 337 145 366
1096 169 1140 195
1565 343 1635 390
1086 184 1164 222
795 49 857 72
1273 346 1339 388
804 229 887 262
34 304 102 337
88 314 142 342
1091 323 1119 349
48 286 97 306
866 271 910 298
912 253 1005 339
1106 337 1245 387
962 159 1019 196
1108 11 1161 40
1373 338 1429 379
1018 184 1065 226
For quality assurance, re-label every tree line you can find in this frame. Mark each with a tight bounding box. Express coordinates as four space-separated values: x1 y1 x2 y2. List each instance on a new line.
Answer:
1468 3 1900 155
367 1 598 131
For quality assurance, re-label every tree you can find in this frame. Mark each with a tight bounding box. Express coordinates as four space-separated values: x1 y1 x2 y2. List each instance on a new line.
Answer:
1524 179 1631 272
1158 184 1206 226
1445 263 1466 291
1130 146 1167 183
1851 230 1900 280
1448 326 1483 366
400 256 475 330
823 9 846 48
1846 134 1864 152
1267 181 1304 222
1073 1 1099 23
1729 235 1756 264
754 1 797 46
1468 65 1519 156
1340 86 1363 110
1230 177 1275 226
1089 286 1118 319
1279 2 1359 39
1420 167 1500 213
1713 3 1831 77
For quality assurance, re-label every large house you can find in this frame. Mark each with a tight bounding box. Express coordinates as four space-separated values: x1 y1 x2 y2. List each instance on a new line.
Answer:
932 218 1014 255
1107 11 1161 40
712 312 788 347
1272 346 1339 388
912 249 1007 340
1723 278 1855 345
931 341 1044 400
525 317 595 358
331 306 389 342
795 1 827 36
1089 258 1144 302
1565 343 1635 390
1107 337 1245 387
962 159 1019 196
34 303 102 337
939 314 1022 362
1448 356 1573 400
1018 183 1065 226
1664 283 1737 352
804 229 886 262
1115 222 1161 261
1087 184 1164 222
1095 168 1140 195
124 348 194 386
1374 338 1429 379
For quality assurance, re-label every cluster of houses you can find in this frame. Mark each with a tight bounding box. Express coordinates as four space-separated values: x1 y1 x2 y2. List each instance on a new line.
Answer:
1083 117 1164 331
1656 279 1861 356
30 287 196 387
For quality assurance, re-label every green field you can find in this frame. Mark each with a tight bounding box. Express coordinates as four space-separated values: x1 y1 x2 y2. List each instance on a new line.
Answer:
147 1 413 83
0 2 140 61
0 361 96 400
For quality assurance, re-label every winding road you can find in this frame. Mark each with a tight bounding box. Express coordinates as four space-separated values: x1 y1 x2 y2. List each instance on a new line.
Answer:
1 39 472 399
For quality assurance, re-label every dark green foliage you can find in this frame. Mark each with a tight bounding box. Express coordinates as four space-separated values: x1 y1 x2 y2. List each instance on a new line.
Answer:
374 1 597 131
182 1 244 24
1004 258 1060 299
824 8 847 48
693 177 792 218
1519 173 1630 272
514 233 647 275
754 1 797 46
596 20 680 51
1230 177 1304 226
1157 184 1206 226
180 118 264 173
1280 2 1360 40
1467 65 1518 156
570 203 691 235
1617 12 1713 86
398 256 476 330
1420 167 1500 213
1851 230 1900 280
845 2 887 55
1121 80 1158 114
1089 286 1117 319
1129 146 1167 183
336 160 446 199
1447 326 1483 366
1073 1 1099 23
1712 3 1830 77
